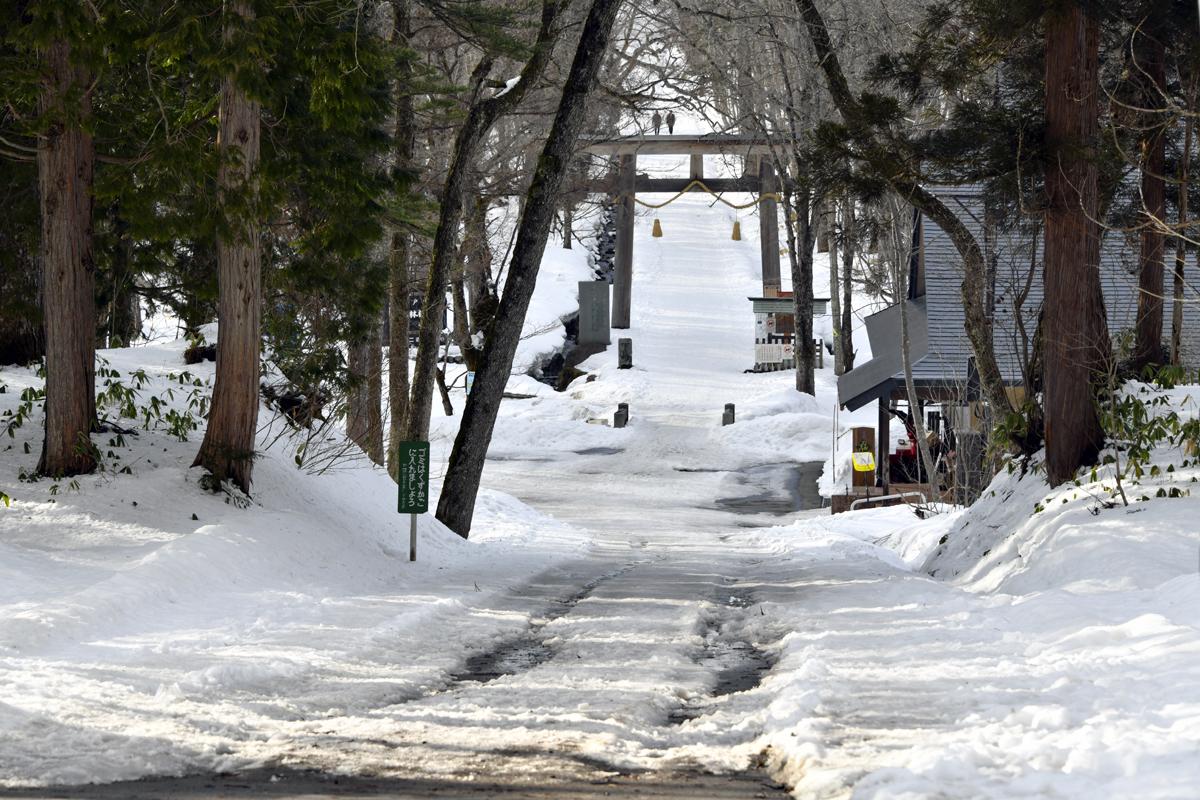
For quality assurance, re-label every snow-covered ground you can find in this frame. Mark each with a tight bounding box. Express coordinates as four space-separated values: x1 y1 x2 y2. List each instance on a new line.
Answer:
3 179 1200 799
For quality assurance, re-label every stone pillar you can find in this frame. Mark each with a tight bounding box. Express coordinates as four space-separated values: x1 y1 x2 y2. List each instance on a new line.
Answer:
612 154 635 329
759 159 781 296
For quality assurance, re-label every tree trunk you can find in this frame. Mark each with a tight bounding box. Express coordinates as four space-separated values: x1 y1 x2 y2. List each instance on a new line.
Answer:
192 0 262 494
450 267 478 371
406 107 481 440
37 37 97 477
103 203 139 348
829 198 843 375
404 1 564 443
347 328 384 465
840 195 856 370
825 200 844 376
387 0 414 480
464 195 498 343
1042 3 1105 486
1171 75 1195 365
789 187 817 394
435 0 624 537
0 163 45 367
902 180 1015 419
890 195 938 488
387 228 412 478
1133 22 1168 370
795 0 1014 420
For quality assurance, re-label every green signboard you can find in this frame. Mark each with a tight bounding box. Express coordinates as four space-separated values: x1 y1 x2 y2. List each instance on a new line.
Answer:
397 441 430 514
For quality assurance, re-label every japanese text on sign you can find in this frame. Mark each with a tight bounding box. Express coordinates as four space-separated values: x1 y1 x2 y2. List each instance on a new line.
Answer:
397 441 430 514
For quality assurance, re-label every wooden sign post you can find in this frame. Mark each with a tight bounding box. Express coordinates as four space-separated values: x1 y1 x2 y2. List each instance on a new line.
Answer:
850 427 876 488
397 441 430 561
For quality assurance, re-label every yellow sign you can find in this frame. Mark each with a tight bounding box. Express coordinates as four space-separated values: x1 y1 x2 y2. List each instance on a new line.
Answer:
852 451 876 472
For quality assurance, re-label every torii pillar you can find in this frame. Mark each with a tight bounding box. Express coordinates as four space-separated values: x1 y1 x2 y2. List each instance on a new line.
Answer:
758 159 781 296
612 153 635 329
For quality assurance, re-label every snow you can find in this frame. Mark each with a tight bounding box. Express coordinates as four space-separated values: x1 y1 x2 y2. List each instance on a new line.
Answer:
3 162 1200 798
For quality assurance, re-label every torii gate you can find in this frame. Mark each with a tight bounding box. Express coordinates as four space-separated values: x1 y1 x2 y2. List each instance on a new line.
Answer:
581 134 784 329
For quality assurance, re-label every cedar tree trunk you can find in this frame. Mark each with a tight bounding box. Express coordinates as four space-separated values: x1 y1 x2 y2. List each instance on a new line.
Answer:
193 0 262 494
1043 4 1106 485
37 37 97 477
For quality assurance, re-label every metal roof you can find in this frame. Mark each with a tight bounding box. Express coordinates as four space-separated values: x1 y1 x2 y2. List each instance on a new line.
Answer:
837 187 1200 410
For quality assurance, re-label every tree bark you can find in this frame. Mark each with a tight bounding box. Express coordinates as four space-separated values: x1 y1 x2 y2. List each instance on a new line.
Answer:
829 198 843 375
104 202 139 348
1133 21 1168 369
347 328 384 465
889 195 938 488
193 0 262 494
1042 3 1105 486
1172 108 1193 365
435 0 624 537
794 0 1014 420
37 37 97 477
450 266 477 371
404 1 565 443
464 194 498 342
387 0 414 480
840 195 856 370
787 186 817 394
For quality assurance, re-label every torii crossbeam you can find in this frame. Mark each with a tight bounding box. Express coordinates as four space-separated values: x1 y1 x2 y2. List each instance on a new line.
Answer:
580 134 785 329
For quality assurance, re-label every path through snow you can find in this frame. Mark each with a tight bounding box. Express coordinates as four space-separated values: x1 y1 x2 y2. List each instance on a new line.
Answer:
5 183 1192 799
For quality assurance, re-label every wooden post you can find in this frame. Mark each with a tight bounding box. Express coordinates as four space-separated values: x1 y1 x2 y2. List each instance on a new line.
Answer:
722 403 735 426
409 513 417 562
877 399 891 489
851 426 875 488
759 159 781 296
618 337 633 369
612 153 635 329
614 402 629 428
690 153 704 181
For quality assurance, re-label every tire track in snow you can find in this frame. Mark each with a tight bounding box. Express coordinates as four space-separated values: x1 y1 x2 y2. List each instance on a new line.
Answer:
443 562 640 688
668 585 780 725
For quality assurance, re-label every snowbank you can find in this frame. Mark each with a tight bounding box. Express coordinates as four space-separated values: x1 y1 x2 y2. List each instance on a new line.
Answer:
0 337 591 786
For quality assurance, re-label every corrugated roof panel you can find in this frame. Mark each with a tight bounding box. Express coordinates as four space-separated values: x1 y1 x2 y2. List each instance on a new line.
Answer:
837 186 1200 407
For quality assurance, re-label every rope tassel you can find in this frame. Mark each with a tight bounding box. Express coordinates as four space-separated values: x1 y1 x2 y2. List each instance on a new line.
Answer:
652 218 663 237
731 220 742 241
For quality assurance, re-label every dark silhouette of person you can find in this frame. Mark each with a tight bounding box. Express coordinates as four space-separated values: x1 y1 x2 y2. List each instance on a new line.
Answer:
651 111 662 135
665 111 676 134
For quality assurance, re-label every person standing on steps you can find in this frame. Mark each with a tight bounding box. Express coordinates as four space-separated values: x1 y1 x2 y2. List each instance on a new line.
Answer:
665 110 676 134
651 110 662 135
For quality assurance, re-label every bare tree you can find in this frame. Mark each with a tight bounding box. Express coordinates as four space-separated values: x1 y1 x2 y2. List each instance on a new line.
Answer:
881 193 937 487
403 0 567 444
794 0 1016 422
436 0 625 537
1132 15 1169 369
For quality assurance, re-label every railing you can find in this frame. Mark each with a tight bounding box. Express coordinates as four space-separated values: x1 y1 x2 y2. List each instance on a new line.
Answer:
849 491 928 512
